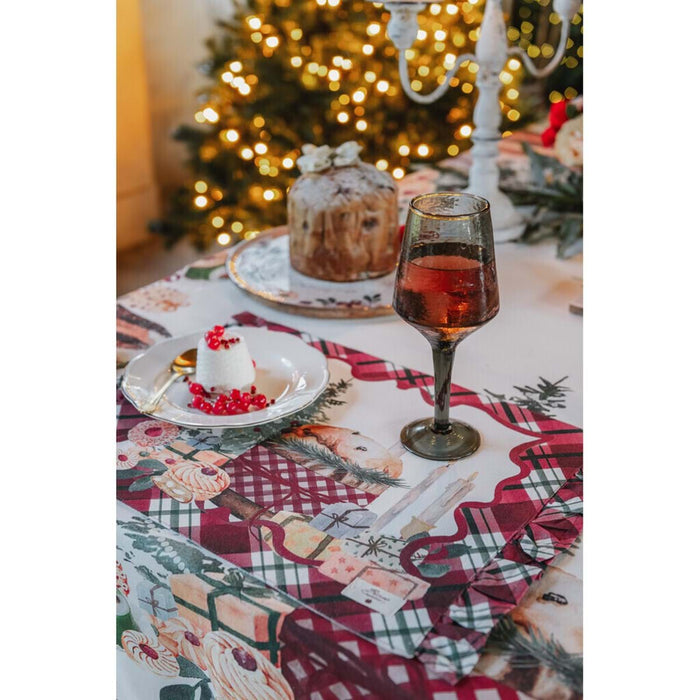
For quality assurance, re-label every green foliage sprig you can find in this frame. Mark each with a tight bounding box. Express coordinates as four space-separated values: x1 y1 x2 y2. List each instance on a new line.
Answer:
485 615 583 694
503 142 583 259
267 434 406 488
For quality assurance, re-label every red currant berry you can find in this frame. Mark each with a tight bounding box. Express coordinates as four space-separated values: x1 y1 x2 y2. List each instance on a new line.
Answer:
207 338 221 350
253 394 267 408
250 385 257 395
212 325 225 336
189 382 204 395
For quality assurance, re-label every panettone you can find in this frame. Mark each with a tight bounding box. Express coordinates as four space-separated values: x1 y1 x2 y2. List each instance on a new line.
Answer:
287 142 399 282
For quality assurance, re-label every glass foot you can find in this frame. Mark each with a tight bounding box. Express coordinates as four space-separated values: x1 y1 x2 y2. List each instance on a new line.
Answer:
400 418 481 461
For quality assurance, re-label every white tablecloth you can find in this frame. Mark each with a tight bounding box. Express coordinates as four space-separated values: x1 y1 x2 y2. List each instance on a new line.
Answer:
217 240 582 429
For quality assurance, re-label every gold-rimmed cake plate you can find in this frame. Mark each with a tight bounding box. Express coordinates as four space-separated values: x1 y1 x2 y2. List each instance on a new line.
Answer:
226 227 395 318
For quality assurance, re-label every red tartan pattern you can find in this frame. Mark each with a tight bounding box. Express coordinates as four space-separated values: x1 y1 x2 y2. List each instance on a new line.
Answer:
280 607 528 700
226 444 373 518
228 314 583 675
116 311 582 683
416 472 583 683
116 388 153 442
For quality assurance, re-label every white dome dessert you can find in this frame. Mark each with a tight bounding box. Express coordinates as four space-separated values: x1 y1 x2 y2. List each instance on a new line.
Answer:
196 328 255 393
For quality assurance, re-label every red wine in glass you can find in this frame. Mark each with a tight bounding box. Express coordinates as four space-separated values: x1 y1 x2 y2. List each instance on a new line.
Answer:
392 193 500 461
394 241 499 344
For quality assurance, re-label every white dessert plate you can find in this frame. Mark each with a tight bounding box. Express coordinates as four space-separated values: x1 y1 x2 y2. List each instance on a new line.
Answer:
121 327 330 429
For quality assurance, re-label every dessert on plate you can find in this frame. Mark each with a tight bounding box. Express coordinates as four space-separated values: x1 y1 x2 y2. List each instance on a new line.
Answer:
188 326 272 416
288 141 399 282
195 325 255 393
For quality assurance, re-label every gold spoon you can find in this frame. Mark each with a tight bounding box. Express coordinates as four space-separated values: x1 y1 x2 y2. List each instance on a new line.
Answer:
140 348 197 414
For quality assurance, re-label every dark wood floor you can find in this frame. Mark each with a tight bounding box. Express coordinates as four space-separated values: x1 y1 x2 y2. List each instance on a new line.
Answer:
117 237 212 296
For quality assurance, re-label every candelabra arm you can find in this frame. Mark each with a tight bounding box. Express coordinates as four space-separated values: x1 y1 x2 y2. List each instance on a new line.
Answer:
398 50 477 105
506 19 571 79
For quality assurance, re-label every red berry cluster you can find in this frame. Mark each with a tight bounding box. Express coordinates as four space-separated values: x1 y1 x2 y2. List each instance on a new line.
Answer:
186 380 275 416
204 325 241 351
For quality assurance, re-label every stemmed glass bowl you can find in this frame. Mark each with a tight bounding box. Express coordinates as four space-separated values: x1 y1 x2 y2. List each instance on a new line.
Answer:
393 192 499 460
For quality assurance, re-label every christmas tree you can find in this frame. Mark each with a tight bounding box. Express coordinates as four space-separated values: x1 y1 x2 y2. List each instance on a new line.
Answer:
152 0 581 249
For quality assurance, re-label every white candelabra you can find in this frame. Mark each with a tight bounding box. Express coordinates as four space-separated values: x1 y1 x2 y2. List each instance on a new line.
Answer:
368 0 581 242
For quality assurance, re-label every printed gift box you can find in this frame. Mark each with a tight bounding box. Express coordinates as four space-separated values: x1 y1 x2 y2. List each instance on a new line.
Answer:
136 581 178 620
260 511 341 562
319 550 429 602
169 571 295 664
308 503 377 537
340 532 425 572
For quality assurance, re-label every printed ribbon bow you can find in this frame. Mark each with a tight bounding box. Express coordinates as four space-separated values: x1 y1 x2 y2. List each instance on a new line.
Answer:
297 140 363 174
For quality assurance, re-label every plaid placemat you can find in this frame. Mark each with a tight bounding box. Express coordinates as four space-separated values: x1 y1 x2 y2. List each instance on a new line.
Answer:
117 310 582 682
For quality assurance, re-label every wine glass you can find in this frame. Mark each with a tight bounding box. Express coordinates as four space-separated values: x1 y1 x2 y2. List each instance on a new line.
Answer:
393 192 499 460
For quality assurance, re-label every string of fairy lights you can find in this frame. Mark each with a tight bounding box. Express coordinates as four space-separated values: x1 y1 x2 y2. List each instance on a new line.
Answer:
171 0 582 248
510 0 583 103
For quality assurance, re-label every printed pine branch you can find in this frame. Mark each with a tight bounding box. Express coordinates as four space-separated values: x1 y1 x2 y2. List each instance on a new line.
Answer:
119 518 226 575
485 616 583 694
268 435 406 488
514 376 571 403
484 376 572 418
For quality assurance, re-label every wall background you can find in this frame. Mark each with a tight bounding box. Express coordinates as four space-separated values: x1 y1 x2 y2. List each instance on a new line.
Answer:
117 0 233 253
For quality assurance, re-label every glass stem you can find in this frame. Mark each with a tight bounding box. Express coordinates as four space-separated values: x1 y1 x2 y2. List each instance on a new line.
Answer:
431 342 456 434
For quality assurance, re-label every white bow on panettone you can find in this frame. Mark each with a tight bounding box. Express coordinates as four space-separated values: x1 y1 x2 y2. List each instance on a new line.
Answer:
297 141 363 174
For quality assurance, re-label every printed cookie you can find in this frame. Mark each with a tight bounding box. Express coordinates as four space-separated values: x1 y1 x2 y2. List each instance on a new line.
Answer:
120 630 179 677
204 631 293 700
127 420 180 448
117 445 153 469
153 616 208 670
169 462 230 501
